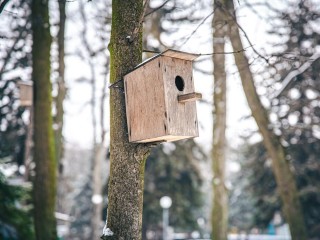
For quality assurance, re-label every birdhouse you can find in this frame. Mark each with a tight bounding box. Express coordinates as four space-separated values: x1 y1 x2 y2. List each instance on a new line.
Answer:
17 81 33 107
124 49 202 143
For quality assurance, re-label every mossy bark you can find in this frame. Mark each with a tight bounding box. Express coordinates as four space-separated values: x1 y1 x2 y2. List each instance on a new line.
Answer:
32 0 57 239
104 1 150 239
211 1 228 239
223 0 307 239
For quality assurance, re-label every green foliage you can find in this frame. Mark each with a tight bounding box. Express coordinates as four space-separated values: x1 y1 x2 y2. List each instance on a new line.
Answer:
143 140 205 235
0 173 35 240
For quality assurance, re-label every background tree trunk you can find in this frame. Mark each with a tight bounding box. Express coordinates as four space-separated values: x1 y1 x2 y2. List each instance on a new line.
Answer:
104 1 150 239
223 0 307 239
211 1 228 240
55 0 66 168
55 0 66 216
32 0 57 238
92 143 106 239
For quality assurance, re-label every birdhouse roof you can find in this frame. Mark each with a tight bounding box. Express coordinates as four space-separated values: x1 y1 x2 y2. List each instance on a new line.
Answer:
128 49 200 74
161 49 200 61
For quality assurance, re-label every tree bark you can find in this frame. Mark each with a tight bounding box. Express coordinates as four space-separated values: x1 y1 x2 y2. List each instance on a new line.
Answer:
32 0 57 238
211 1 228 240
223 1 307 239
104 1 150 239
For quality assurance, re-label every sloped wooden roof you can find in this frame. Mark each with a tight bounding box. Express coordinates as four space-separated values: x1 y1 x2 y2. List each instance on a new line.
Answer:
128 49 199 74
161 49 200 61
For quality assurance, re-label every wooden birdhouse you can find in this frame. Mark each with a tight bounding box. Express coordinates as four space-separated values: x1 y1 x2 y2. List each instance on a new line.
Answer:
124 49 202 143
17 81 33 107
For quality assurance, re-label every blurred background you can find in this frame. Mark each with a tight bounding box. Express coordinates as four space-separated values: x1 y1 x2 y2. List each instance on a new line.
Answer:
0 0 319 239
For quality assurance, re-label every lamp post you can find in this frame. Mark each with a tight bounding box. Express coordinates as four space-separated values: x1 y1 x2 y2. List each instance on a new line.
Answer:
160 196 172 240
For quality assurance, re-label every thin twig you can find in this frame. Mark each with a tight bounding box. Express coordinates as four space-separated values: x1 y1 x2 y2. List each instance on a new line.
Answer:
217 2 270 63
0 0 10 15
272 52 320 98
108 79 123 89
179 9 215 48
128 0 150 43
144 0 169 17
199 45 252 56
142 45 252 57
143 49 160 54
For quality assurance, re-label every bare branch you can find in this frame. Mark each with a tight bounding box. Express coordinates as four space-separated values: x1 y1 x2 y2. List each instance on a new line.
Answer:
217 2 270 63
144 0 170 17
143 45 252 56
0 0 10 15
0 19 29 79
272 52 320 98
128 0 150 43
179 9 215 48
198 45 252 56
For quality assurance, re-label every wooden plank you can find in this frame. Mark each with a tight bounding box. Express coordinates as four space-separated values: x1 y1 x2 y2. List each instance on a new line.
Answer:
162 56 199 138
18 81 33 106
134 135 193 143
161 49 200 61
178 92 202 103
124 57 168 142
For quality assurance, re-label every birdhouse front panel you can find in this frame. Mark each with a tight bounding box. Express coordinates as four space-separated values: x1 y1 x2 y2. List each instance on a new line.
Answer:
162 56 199 140
124 58 167 143
124 49 201 143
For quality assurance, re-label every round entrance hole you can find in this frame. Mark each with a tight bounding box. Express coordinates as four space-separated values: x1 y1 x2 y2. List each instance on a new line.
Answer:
175 75 185 91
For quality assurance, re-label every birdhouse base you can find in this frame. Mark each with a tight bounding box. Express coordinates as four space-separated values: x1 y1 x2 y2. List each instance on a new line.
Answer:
132 135 195 143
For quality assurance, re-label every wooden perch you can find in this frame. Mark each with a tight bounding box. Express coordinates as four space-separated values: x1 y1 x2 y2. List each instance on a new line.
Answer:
178 92 202 103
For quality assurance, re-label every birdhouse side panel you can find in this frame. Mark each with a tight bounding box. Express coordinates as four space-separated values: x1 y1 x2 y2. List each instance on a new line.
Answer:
124 59 168 142
162 56 199 138
19 84 33 106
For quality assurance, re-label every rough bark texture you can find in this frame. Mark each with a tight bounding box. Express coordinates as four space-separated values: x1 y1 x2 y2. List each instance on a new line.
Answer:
104 1 150 239
32 0 57 239
223 1 307 239
211 1 228 239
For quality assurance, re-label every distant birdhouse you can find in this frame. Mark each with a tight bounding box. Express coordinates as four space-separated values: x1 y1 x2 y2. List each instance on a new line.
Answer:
124 49 202 143
17 81 33 107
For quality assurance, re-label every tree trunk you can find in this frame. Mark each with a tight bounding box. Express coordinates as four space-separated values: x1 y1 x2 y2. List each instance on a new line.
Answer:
211 1 228 240
224 1 307 239
55 0 66 168
32 0 57 238
91 143 106 239
104 1 150 239
55 0 66 216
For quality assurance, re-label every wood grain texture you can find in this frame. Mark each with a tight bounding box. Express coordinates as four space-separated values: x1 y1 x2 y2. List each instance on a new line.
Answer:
178 92 202 103
124 55 199 143
162 56 199 138
125 57 167 142
18 82 33 106
161 49 200 61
